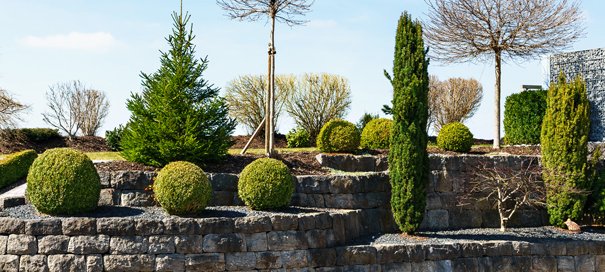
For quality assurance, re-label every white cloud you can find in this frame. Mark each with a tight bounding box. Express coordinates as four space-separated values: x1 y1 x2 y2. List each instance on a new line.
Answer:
21 32 118 51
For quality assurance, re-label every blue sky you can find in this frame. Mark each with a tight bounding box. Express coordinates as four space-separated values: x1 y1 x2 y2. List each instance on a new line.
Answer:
0 0 603 138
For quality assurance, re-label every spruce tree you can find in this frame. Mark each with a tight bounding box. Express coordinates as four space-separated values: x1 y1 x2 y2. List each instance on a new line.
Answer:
387 12 430 234
121 10 235 167
541 73 590 227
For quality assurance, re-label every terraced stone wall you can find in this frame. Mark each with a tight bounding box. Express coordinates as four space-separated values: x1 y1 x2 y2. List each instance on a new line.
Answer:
0 209 364 271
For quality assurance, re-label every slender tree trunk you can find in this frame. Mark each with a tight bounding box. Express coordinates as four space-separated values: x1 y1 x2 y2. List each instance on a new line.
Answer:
268 14 276 157
494 51 502 149
265 42 272 154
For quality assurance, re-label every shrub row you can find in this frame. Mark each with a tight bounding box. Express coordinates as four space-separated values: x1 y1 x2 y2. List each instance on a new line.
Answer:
0 150 37 190
25 148 294 215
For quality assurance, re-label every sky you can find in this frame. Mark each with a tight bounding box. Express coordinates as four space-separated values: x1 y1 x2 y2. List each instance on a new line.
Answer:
0 0 603 139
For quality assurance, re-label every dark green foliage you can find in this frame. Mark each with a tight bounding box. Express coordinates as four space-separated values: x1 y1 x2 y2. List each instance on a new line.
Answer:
238 158 294 210
316 119 360 153
18 128 60 142
357 112 380 131
120 11 235 167
541 74 590 227
361 118 393 149
387 12 430 234
105 125 125 151
437 122 473 152
504 90 547 145
154 161 212 215
27 148 100 215
286 127 311 148
0 150 37 190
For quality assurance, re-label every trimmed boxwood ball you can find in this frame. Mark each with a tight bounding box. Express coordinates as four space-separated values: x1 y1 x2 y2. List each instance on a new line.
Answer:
316 119 360 153
360 118 393 149
238 158 294 210
154 161 212 215
27 148 100 215
437 122 474 152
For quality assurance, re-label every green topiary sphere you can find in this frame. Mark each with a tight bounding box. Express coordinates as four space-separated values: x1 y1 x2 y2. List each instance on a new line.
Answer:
27 148 100 215
238 158 294 210
437 122 474 152
316 119 360 153
360 118 393 149
154 161 212 215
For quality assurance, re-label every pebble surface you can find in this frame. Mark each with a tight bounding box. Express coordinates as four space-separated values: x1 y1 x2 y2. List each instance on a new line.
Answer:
0 204 333 220
354 227 605 246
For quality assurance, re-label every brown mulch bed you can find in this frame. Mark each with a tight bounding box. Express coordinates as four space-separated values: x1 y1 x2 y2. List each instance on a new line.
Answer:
427 145 541 156
231 134 288 149
94 151 327 176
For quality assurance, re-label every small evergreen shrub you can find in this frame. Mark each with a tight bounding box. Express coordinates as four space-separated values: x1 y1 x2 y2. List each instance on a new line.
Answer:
105 125 125 151
361 118 393 149
0 150 37 190
316 119 360 153
19 128 60 142
27 148 100 215
238 158 294 210
437 122 473 152
286 128 311 148
154 161 212 215
503 90 547 145
541 74 590 227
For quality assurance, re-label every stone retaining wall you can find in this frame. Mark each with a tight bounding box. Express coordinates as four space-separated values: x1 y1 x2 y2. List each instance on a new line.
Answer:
0 209 364 271
97 154 545 231
1 213 604 271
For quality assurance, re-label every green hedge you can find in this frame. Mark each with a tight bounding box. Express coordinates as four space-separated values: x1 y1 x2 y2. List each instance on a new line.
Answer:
316 119 360 153
154 161 212 215
360 118 393 149
238 158 294 210
27 148 100 215
19 128 61 142
504 90 547 145
437 122 474 153
0 150 37 189
286 128 311 148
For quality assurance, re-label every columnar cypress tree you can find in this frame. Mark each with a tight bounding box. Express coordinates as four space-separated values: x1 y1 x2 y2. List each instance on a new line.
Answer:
387 12 430 234
121 10 236 167
541 73 590 227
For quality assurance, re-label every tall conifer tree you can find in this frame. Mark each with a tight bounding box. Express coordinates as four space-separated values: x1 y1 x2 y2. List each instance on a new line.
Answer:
121 9 235 167
541 74 590 227
387 12 430 234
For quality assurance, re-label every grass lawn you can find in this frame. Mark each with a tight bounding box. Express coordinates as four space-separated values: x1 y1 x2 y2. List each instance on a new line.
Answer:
229 147 317 155
85 152 125 161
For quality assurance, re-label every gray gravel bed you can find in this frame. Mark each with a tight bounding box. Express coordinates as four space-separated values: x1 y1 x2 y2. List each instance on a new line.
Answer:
354 227 605 246
0 204 332 220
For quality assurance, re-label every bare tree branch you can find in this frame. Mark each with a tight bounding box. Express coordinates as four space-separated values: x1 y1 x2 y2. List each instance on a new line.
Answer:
217 0 313 26
430 76 483 132
0 89 28 130
424 0 585 148
42 81 110 139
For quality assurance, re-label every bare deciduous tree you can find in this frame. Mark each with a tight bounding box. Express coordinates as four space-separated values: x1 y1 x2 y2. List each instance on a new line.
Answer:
74 89 110 136
0 89 28 130
225 74 295 134
217 0 313 156
425 0 585 148
430 77 483 132
461 159 545 232
286 73 351 142
42 81 110 139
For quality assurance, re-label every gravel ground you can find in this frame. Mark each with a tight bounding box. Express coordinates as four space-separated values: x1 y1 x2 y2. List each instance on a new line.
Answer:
0 204 329 220
354 227 605 246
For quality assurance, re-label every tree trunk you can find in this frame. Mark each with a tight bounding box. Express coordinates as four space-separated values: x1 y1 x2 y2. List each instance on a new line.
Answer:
268 14 276 157
494 51 502 149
